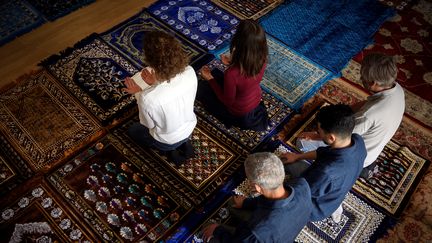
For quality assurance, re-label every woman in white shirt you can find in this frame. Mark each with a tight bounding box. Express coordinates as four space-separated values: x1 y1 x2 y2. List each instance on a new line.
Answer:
124 30 198 165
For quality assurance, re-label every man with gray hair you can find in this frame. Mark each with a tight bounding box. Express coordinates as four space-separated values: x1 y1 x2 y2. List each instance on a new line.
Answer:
202 152 312 242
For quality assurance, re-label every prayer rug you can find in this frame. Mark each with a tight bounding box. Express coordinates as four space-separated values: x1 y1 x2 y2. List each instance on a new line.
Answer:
260 0 394 73
211 0 283 20
212 35 333 110
0 133 33 196
0 70 102 172
284 103 431 217
25 0 95 21
48 135 192 242
352 0 432 111
40 34 141 125
147 0 239 51
0 182 97 242
0 0 45 46
187 180 393 242
112 116 248 205
101 9 212 70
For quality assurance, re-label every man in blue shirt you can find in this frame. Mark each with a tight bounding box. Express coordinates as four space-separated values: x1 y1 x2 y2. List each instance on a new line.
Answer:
282 104 366 222
202 152 312 242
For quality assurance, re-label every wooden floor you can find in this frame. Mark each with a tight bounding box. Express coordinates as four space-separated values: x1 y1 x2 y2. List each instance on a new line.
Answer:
0 0 155 89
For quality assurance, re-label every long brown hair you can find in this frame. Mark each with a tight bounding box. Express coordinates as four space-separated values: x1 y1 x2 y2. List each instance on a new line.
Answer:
142 31 189 82
230 19 268 77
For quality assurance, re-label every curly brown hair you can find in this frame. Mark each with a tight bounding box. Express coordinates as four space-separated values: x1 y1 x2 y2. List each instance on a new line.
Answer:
142 31 189 82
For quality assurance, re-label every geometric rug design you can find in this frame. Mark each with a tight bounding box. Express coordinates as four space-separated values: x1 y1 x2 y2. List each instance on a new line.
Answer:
0 0 45 46
0 70 101 171
285 102 430 217
48 135 191 242
147 0 239 51
41 35 141 125
0 133 34 196
26 0 95 21
0 183 96 242
296 192 390 243
101 9 211 70
213 35 333 110
112 116 248 205
211 0 283 20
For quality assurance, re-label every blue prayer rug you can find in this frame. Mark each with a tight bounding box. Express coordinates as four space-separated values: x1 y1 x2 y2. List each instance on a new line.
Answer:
196 58 293 150
40 34 141 125
0 0 45 46
147 0 239 51
26 0 95 21
101 9 212 70
260 0 394 73
213 35 333 110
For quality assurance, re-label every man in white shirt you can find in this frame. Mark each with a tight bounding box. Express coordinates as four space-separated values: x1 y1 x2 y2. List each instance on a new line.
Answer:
295 53 405 179
123 31 198 165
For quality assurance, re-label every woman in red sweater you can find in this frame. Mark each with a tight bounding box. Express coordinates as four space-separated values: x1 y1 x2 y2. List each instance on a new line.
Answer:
197 19 269 131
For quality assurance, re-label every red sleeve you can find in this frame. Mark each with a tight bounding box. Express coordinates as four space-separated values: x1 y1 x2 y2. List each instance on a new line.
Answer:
208 67 237 107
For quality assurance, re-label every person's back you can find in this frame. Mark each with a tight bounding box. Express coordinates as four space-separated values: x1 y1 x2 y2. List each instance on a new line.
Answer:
238 178 311 242
353 53 405 169
139 66 197 144
304 134 365 220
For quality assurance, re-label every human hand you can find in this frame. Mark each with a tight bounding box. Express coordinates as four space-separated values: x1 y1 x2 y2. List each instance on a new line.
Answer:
280 152 299 164
202 223 219 242
298 131 320 140
123 77 142 94
232 195 246 208
220 53 231 65
200 66 214 81
141 68 157 85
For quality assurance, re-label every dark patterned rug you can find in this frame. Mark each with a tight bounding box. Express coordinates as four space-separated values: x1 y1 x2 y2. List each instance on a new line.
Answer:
26 0 95 21
0 182 97 242
147 0 239 51
0 133 34 196
101 9 212 71
112 116 248 206
48 135 191 242
40 34 141 125
284 103 430 217
0 0 45 46
211 0 283 20
0 70 102 172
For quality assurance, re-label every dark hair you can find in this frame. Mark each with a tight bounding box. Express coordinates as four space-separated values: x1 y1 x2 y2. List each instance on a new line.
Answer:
316 104 355 139
142 31 189 82
230 19 268 77
361 53 397 88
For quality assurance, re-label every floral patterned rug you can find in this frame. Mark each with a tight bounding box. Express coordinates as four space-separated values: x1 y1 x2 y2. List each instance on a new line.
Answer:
211 0 283 20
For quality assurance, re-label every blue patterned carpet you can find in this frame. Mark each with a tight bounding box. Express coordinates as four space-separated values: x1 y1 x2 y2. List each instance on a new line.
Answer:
101 9 212 70
0 0 45 46
260 0 395 73
213 35 333 110
147 0 239 51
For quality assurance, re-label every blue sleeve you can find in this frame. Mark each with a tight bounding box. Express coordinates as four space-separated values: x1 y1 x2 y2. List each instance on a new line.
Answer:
242 197 259 210
214 225 260 243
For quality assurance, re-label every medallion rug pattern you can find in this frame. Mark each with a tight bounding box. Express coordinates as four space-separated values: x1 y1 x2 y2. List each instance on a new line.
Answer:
41 35 141 125
211 0 283 20
0 183 96 242
148 0 239 51
0 70 101 171
48 135 191 242
113 116 247 205
0 0 45 46
101 9 211 70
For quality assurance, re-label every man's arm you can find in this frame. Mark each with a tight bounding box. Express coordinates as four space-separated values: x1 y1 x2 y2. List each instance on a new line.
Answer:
281 151 317 164
350 100 367 113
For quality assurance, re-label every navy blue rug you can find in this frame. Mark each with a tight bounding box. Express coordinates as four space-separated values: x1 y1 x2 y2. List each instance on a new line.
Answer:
0 0 45 46
260 0 395 73
147 0 239 51
101 9 212 71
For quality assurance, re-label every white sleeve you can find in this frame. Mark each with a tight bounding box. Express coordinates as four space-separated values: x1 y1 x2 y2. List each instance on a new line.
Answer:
136 94 155 129
353 114 371 136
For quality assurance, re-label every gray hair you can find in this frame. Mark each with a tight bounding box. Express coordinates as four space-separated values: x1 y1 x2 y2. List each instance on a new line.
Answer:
244 152 285 190
360 53 397 88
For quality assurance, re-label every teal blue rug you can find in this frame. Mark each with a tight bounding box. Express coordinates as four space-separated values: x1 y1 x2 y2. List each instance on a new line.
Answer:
213 35 333 110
